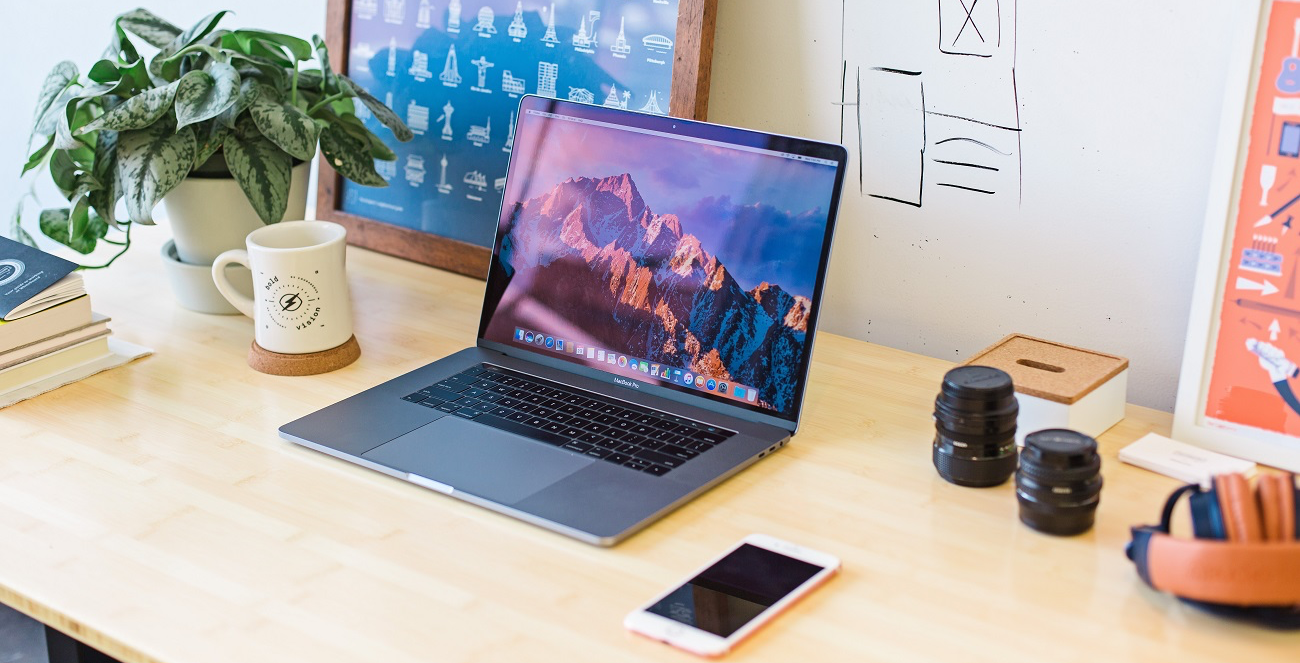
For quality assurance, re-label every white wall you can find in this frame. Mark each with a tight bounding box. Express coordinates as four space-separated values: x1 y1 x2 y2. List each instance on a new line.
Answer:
5 1 1241 410
707 0 1241 411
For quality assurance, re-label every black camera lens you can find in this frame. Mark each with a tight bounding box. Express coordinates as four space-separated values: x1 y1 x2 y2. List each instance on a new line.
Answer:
1016 429 1103 536
932 366 1019 487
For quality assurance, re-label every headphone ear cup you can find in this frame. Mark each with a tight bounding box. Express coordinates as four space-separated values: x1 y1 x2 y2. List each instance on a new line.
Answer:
1257 474 1294 542
1190 486 1227 540
1216 474 1264 542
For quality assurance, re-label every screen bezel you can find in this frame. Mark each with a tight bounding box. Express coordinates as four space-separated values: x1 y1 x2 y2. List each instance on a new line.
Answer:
475 95 848 430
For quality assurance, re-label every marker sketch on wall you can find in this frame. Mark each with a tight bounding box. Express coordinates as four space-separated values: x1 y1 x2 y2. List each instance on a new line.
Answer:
839 0 1022 206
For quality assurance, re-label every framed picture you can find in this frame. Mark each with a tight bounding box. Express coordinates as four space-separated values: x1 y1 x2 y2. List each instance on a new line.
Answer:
1175 0 1300 472
317 0 717 278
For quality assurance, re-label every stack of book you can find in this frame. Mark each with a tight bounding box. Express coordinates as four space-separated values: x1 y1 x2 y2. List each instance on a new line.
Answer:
1 236 119 401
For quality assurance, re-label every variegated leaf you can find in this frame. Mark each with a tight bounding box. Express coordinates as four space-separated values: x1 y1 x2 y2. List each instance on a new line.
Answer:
218 77 262 127
175 64 240 129
116 8 181 49
30 61 77 140
311 35 337 91
340 75 413 142
9 202 38 248
149 10 230 81
91 130 120 226
117 122 196 224
193 121 228 169
319 123 387 186
223 119 291 224
77 81 178 134
249 96 318 161
53 101 82 150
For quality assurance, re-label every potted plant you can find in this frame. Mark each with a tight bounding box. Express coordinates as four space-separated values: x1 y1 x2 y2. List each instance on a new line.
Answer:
15 8 410 310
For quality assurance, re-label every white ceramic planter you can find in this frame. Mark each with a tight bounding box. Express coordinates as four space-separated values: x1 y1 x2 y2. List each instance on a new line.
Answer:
161 162 310 264
158 162 309 313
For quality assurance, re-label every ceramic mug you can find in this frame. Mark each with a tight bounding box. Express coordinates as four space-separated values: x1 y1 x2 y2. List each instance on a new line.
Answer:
212 221 353 354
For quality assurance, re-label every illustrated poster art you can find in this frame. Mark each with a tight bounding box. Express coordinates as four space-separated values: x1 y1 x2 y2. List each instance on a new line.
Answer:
1205 1 1300 438
342 0 680 248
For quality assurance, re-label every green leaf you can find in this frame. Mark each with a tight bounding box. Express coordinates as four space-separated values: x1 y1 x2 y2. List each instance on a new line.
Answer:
150 10 230 81
88 59 121 84
31 61 78 140
22 134 55 176
228 30 312 61
336 112 395 161
296 69 324 92
49 149 78 198
77 81 178 134
117 122 196 224
91 130 120 226
193 121 228 169
54 100 84 150
174 63 240 129
311 36 337 91
339 75 413 142
116 8 182 49
9 202 38 248
223 119 292 224
38 205 98 254
249 95 319 161
319 123 386 186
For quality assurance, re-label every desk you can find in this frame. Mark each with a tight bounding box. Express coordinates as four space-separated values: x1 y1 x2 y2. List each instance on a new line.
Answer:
0 228 1295 663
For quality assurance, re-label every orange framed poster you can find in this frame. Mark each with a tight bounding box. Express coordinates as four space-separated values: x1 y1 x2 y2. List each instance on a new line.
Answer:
1176 0 1300 471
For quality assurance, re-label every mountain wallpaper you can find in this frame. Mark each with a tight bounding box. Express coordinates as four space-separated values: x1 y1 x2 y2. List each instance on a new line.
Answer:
487 172 814 413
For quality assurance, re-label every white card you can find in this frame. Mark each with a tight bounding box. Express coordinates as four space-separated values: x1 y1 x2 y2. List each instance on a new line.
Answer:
1118 432 1257 486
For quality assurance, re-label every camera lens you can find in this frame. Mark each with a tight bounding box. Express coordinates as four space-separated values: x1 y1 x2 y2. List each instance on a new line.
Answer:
1016 429 1103 536
932 366 1019 487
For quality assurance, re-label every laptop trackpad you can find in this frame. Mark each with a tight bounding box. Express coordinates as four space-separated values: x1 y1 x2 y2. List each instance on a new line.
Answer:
361 415 592 505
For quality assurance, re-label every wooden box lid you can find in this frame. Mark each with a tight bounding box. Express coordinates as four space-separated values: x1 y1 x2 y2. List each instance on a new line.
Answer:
960 334 1129 404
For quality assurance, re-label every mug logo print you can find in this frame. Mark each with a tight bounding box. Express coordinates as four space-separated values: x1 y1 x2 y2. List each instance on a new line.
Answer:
265 274 324 331
279 292 304 312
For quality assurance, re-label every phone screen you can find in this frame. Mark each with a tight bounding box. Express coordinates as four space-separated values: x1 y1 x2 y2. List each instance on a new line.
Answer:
643 543 825 637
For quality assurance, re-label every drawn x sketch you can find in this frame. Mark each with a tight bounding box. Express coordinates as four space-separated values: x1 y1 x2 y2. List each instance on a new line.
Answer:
839 0 1022 207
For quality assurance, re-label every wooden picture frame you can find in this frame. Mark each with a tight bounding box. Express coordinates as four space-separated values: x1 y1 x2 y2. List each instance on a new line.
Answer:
1174 0 1300 472
316 0 718 278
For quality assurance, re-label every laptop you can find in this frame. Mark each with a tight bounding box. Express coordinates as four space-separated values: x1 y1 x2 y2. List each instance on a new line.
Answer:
281 95 848 545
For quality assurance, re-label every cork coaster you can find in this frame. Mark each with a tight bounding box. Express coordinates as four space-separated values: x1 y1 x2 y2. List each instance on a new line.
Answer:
248 335 361 376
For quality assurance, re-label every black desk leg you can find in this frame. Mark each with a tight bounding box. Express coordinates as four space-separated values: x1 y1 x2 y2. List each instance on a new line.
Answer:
44 626 123 663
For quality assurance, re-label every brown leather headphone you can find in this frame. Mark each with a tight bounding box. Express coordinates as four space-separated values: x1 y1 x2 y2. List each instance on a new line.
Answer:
1127 473 1300 627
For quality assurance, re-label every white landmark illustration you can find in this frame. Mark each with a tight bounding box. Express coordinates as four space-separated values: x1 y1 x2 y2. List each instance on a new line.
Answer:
508 2 527 39
409 50 432 82
467 116 491 144
376 158 396 181
440 44 462 86
494 176 507 193
568 87 594 103
356 0 378 20
603 84 630 109
537 61 558 97
436 155 453 194
471 55 495 89
572 11 600 50
541 3 559 45
502 70 526 95
464 170 488 190
383 0 405 24
351 42 377 62
503 111 516 152
448 0 461 33
639 90 665 114
474 6 497 35
386 37 397 77
437 100 454 141
611 16 631 56
642 34 673 53
404 155 425 186
407 100 430 135
416 0 433 28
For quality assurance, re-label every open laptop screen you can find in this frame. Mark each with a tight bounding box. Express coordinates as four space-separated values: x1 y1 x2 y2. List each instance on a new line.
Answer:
479 96 845 421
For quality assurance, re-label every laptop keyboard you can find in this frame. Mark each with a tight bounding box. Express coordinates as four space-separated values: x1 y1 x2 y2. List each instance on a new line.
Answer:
400 364 735 477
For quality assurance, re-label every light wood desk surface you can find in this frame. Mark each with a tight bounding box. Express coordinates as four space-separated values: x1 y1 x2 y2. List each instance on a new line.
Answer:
1 229 1295 662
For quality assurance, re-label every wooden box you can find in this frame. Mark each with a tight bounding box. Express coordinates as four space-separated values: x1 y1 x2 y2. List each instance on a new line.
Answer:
962 334 1129 445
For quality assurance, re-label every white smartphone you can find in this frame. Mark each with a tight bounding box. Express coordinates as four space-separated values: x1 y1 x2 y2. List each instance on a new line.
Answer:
624 534 840 657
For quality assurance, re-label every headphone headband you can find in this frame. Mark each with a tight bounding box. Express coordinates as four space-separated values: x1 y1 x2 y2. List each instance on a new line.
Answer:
1133 529 1300 605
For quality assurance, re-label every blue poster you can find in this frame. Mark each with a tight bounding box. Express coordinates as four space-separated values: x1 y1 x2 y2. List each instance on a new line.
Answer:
342 0 681 248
